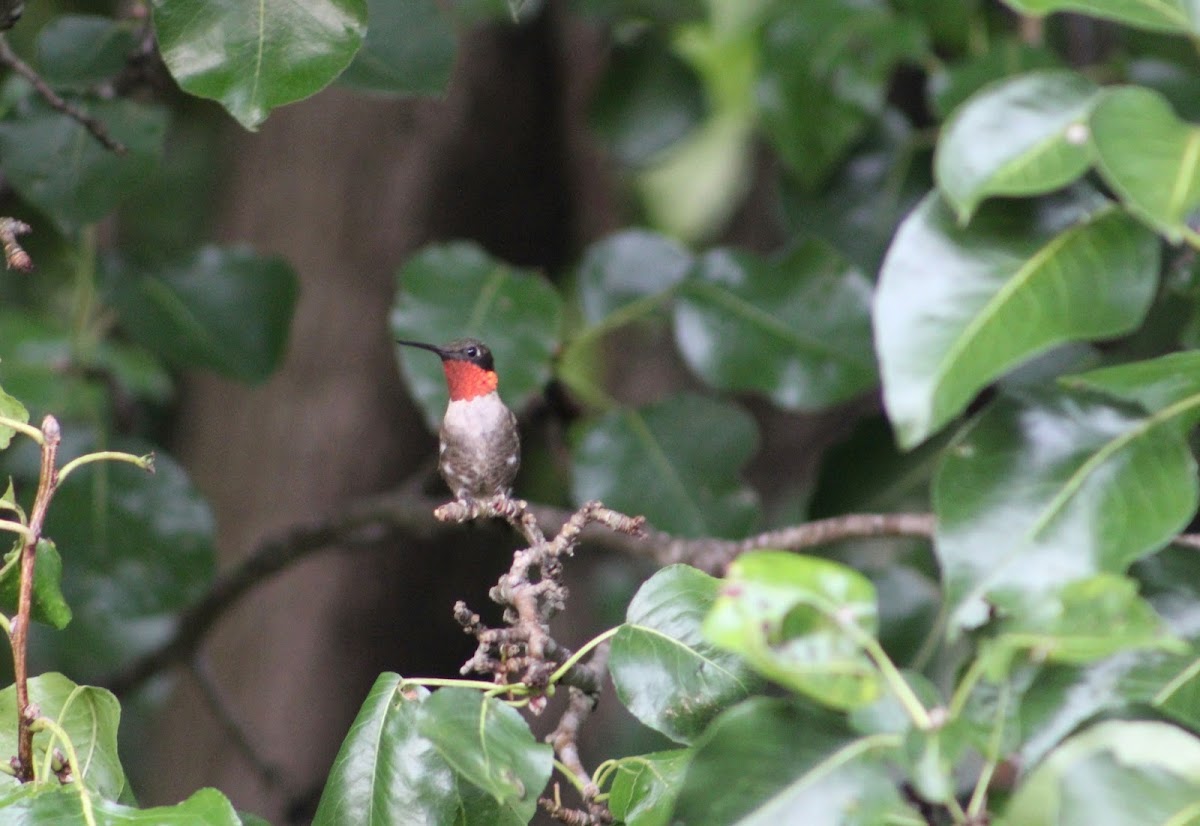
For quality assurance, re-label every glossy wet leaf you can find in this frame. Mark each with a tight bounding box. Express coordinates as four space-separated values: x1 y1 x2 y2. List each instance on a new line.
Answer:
935 70 1100 222
570 394 760 538
1002 0 1200 35
314 675 524 826
933 389 1198 635
151 0 367 129
0 98 167 232
607 749 691 826
0 673 128 801
417 688 551 819
576 229 691 326
1061 351 1200 416
339 0 455 96
0 785 242 824
989 574 1178 665
36 15 138 89
705 551 882 709
105 246 298 383
1003 547 1200 768
590 33 706 166
673 241 876 410
391 241 562 430
1092 85 1200 243
0 539 72 629
673 697 918 825
0 385 28 450
609 565 762 745
875 191 1159 448
315 674 429 826
1001 720 1200 826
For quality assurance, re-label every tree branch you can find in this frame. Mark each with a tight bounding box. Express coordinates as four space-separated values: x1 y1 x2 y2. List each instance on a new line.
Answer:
0 35 126 154
99 485 942 696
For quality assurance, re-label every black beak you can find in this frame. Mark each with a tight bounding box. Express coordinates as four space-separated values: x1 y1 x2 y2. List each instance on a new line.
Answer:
396 339 445 357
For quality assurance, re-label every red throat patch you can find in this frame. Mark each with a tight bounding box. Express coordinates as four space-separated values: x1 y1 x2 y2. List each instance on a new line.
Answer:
442 360 498 401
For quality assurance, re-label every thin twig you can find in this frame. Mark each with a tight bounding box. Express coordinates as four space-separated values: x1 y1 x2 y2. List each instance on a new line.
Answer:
12 416 61 781
0 35 126 153
548 642 611 824
443 498 643 695
539 793 605 825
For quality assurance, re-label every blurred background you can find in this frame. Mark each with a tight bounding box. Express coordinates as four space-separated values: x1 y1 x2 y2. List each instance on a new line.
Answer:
0 0 1183 822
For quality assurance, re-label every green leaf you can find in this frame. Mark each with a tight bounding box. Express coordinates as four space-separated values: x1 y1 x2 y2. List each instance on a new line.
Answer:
851 673 965 805
391 241 562 430
779 113 932 277
417 688 552 819
1008 546 1200 768
0 785 242 824
989 574 1178 665
875 191 1159 448
0 539 72 629
933 389 1198 635
36 15 139 89
0 386 28 450
338 0 455 96
1001 720 1200 826
1061 351 1200 415
104 246 299 383
90 341 174 406
935 70 1100 222
0 314 109 422
590 33 706 166
705 551 882 709
151 0 367 129
757 2 928 189
314 675 517 826
44 442 214 675
0 98 168 232
570 394 760 538
0 673 128 801
929 42 1060 117
1002 0 1200 35
674 697 918 825
607 749 691 826
673 241 877 410
576 229 692 327
895 0 980 50
573 0 704 23
609 566 762 745
1091 85 1200 243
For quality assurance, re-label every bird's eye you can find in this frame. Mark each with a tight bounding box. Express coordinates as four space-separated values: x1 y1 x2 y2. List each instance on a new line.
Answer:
466 346 478 358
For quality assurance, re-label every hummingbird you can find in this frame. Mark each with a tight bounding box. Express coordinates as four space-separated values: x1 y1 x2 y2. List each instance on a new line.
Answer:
396 337 521 503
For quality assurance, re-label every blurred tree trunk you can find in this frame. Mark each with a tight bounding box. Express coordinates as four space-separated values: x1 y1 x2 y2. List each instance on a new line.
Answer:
146 11 611 822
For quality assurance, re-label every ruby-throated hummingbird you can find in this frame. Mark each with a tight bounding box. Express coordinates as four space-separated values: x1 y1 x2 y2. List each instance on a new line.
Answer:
396 337 521 502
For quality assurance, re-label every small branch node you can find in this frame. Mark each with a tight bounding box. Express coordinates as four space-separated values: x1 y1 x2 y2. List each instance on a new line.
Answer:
0 218 32 272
